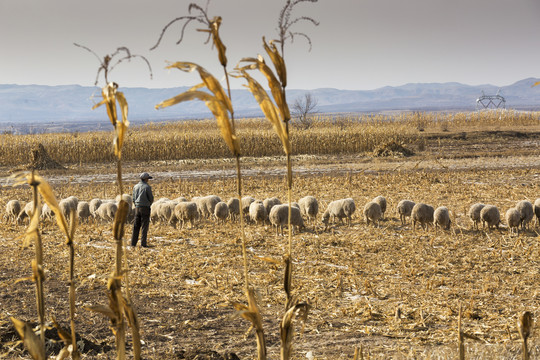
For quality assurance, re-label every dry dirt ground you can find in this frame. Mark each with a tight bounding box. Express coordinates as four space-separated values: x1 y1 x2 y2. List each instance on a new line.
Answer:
2 129 540 359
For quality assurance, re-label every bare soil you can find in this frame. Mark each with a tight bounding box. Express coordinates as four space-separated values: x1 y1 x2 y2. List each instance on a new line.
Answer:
1 128 540 359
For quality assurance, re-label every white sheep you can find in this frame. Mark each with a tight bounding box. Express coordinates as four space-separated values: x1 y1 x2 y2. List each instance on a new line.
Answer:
505 208 521 236
480 205 500 230
89 198 102 219
227 198 240 221
241 196 256 217
322 198 356 230
433 206 451 233
298 196 319 226
249 200 267 225
4 200 21 224
197 195 222 219
115 194 133 208
174 196 188 203
158 201 178 226
397 200 415 225
77 201 91 223
214 201 230 224
17 202 35 224
59 197 78 222
411 203 434 231
534 198 540 227
151 198 169 224
263 197 281 221
516 200 534 230
372 196 387 219
268 204 304 236
363 201 382 227
41 203 55 222
95 202 118 222
468 203 485 230
174 201 199 229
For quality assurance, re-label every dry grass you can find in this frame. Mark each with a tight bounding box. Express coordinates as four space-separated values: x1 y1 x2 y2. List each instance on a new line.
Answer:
1 111 539 167
1 159 540 358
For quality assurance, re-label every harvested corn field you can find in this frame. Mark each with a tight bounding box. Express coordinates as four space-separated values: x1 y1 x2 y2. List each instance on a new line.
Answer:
1 119 540 359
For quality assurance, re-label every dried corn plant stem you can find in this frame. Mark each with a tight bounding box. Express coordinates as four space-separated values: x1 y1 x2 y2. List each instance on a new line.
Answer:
77 43 152 359
458 305 465 360
518 311 533 360
152 4 264 355
30 174 45 346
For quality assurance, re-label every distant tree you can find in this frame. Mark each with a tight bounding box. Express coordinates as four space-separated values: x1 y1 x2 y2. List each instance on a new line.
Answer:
292 92 318 129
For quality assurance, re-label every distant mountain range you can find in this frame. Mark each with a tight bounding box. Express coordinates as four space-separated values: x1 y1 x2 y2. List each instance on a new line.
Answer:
1 78 540 132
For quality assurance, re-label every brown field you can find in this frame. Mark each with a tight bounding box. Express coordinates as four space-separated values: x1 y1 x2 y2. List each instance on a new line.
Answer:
1 112 540 359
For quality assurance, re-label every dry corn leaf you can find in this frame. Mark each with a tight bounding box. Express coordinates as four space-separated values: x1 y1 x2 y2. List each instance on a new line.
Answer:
164 62 233 113
33 174 71 243
51 316 72 343
263 37 287 88
85 304 117 320
123 302 142 358
238 55 290 122
156 90 239 156
284 255 292 300
113 200 129 241
115 91 129 158
197 16 227 67
24 200 40 248
280 300 310 360
234 70 290 154
10 317 45 360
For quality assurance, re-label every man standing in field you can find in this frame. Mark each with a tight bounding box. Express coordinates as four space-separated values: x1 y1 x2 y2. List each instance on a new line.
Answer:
131 172 154 248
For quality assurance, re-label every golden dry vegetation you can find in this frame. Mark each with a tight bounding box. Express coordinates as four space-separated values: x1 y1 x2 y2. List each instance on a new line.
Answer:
1 111 540 359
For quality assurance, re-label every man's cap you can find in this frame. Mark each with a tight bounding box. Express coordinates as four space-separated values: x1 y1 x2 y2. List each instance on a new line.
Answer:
140 172 153 180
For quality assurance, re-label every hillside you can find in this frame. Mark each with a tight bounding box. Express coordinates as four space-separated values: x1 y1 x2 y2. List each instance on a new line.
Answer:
1 78 540 132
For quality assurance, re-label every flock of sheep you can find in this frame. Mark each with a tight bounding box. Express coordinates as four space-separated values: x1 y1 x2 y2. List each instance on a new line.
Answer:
4 193 540 236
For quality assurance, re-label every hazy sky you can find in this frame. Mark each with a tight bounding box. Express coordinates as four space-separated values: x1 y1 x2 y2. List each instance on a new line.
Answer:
2 0 540 90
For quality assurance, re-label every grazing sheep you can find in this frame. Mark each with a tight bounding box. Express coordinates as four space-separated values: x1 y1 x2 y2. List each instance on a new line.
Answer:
263 197 281 221
468 203 485 230
17 202 35 224
151 198 169 224
411 203 434 231
322 198 356 230
480 205 500 230
363 201 382 227
433 206 451 232
174 201 199 229
41 203 55 222
198 195 222 219
505 208 521 236
534 198 540 226
116 194 133 208
227 198 240 221
89 198 102 218
174 196 188 203
77 201 91 223
5 200 21 224
516 200 534 230
241 196 256 217
397 200 415 225
249 200 267 225
372 196 387 219
214 201 230 224
95 202 118 222
59 197 78 221
298 196 319 226
269 204 304 236
158 201 178 226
